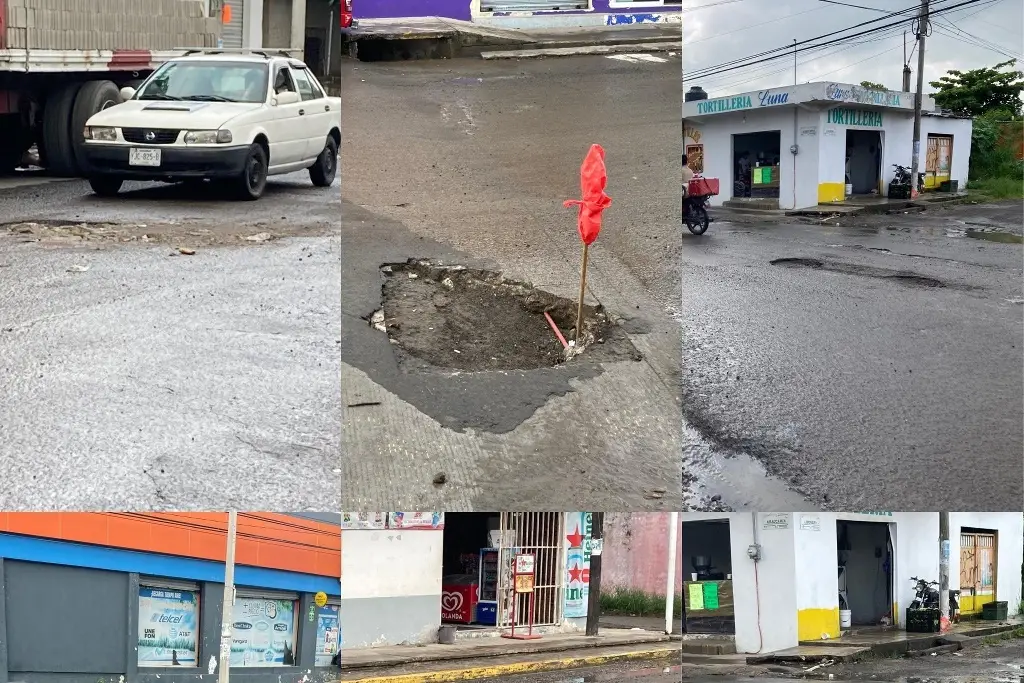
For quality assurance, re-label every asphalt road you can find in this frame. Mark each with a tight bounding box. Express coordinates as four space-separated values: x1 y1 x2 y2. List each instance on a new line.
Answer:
0 172 341 509
680 200 1024 510
809 634 1024 682
340 53 684 510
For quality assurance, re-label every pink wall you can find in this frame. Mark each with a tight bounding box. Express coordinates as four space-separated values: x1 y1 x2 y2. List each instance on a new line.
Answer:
602 513 683 595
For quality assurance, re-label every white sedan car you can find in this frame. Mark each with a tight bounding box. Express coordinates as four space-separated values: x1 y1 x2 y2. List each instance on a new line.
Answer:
81 50 340 200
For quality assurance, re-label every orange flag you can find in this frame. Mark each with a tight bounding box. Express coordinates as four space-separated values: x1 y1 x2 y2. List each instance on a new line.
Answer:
563 144 612 246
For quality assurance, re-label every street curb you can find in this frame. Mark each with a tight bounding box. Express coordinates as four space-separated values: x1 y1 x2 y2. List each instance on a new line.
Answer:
337 646 682 683
340 633 675 671
481 41 679 60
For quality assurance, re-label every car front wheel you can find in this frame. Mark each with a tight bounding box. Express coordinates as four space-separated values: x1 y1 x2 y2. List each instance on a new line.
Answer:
233 143 268 200
88 176 123 197
309 137 338 187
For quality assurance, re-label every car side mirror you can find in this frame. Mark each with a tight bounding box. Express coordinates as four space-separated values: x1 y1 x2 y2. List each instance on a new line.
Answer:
275 91 300 106
119 86 136 101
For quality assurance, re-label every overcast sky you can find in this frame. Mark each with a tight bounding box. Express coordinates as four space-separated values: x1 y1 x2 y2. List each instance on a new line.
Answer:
682 0 1024 97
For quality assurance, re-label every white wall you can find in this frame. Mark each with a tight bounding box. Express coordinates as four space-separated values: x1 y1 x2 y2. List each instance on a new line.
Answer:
921 116 974 188
951 512 1023 616
682 513 800 654
341 528 443 599
686 107 830 210
818 109 915 197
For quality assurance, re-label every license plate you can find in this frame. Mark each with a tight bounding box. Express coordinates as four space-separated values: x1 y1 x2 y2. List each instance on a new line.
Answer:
129 148 161 167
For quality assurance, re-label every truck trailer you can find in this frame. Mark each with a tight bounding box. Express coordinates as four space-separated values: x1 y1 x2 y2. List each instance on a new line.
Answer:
0 0 222 176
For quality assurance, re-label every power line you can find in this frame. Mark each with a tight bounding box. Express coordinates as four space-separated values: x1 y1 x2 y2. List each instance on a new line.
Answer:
684 0 926 80
686 5 829 46
684 0 988 81
816 0 891 11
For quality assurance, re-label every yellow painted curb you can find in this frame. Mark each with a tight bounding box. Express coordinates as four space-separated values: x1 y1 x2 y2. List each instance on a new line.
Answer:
342 646 681 683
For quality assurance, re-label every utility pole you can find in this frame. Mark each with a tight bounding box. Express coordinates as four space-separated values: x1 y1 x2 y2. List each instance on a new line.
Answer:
902 31 912 92
793 39 798 85
910 0 929 199
939 511 950 632
218 511 238 682
585 512 604 636
665 512 679 635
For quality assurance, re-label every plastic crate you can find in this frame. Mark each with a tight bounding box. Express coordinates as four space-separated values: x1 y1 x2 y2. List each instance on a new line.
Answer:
688 177 720 197
982 601 1008 621
906 607 941 633
475 602 497 626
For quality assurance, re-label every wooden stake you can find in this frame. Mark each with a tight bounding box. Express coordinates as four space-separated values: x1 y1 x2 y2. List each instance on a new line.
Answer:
575 242 590 345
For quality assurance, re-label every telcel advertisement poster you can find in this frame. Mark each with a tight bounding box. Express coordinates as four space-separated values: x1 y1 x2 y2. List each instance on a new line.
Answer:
138 587 199 666
231 598 297 666
315 604 340 666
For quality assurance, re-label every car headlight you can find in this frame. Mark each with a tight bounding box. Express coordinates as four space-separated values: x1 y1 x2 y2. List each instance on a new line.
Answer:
84 126 117 142
184 130 233 144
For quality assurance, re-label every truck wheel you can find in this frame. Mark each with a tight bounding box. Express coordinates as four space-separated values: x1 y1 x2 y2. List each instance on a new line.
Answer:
41 83 82 177
308 136 338 187
72 80 122 173
232 143 268 200
88 176 123 197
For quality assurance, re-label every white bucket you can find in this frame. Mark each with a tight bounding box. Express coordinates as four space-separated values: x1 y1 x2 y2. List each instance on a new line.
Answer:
845 183 853 197
840 609 852 628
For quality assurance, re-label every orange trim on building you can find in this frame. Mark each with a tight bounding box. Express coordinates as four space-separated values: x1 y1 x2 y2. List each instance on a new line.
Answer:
0 512 340 578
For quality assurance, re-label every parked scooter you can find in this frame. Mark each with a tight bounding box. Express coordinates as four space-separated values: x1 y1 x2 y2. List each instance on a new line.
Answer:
909 576 941 609
684 176 720 235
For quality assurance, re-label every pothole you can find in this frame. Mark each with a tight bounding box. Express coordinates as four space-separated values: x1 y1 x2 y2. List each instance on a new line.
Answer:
770 257 824 268
373 259 642 372
770 256 948 289
886 274 944 288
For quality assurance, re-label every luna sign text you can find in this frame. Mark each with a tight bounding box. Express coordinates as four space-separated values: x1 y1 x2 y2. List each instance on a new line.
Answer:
695 89 789 115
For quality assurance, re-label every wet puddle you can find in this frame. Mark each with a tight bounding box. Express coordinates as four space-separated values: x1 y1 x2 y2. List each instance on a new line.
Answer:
965 228 1024 244
945 224 1024 244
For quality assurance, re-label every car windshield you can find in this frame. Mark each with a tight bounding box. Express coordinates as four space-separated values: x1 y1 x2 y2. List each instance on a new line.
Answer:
136 61 270 104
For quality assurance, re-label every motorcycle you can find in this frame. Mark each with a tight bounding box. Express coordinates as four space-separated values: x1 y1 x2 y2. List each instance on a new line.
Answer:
892 163 925 194
909 576 941 609
684 176 719 236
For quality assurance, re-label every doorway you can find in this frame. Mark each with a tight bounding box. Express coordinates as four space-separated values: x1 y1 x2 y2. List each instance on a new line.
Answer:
441 513 502 628
845 130 882 195
732 132 781 199
959 529 997 615
440 513 565 629
836 521 894 627
681 519 734 634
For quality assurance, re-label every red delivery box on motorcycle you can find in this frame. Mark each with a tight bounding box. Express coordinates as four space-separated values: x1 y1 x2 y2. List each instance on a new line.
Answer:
688 177 720 197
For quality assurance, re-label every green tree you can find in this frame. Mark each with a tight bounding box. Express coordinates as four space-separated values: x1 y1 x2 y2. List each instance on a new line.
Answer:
929 59 1024 118
860 80 886 90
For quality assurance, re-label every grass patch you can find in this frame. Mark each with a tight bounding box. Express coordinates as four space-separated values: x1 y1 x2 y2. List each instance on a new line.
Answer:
968 175 1024 200
601 587 684 617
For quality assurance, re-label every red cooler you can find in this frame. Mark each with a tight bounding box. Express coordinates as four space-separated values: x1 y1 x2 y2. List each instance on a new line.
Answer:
441 577 478 624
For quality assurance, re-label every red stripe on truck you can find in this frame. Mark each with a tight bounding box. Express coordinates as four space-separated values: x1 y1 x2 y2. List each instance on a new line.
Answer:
0 0 7 50
108 49 152 69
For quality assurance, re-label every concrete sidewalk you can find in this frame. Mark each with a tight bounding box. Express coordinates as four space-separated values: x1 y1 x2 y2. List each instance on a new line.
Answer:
343 19 680 59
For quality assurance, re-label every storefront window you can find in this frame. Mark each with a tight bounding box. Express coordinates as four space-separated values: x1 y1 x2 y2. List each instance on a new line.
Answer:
138 586 200 667
315 604 341 666
231 596 298 666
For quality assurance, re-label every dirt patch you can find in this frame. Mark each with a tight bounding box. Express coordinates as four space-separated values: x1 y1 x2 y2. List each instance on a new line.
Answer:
377 260 641 372
1 219 336 249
